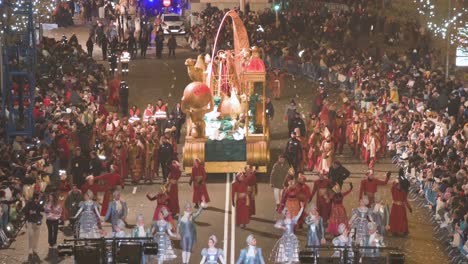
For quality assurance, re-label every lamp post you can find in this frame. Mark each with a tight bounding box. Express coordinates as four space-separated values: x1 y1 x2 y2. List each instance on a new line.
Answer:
445 0 451 81
274 4 280 28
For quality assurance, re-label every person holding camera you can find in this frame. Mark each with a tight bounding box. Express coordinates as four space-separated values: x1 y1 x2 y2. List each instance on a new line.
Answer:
23 193 44 262
45 192 63 248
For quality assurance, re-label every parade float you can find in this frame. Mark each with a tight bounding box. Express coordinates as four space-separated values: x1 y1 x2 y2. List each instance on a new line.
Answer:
181 10 269 173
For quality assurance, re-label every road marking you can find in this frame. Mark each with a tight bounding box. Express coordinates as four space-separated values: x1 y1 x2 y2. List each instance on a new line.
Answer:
173 77 177 81
230 173 236 264
171 84 175 89
223 173 230 261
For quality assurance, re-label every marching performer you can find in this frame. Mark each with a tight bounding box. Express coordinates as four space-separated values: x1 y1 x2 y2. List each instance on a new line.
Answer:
152 208 177 264
310 173 332 224
359 171 390 205
307 127 323 172
327 183 353 236
232 172 250 228
364 222 385 257
389 170 412 236
73 190 102 238
349 196 373 246
190 158 210 209
177 201 205 264
167 160 182 217
200 235 226 264
270 203 304 264
132 214 152 264
236 234 266 264
305 205 326 257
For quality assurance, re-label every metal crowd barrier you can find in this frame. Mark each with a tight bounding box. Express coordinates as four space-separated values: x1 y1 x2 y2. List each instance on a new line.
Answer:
301 245 404 264
59 237 157 264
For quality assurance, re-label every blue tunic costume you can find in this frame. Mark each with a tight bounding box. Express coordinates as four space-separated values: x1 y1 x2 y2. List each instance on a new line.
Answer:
236 246 265 264
177 207 203 252
305 215 324 253
200 247 224 264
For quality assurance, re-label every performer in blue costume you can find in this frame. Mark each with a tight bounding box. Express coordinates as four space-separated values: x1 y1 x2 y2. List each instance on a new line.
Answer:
151 208 177 264
305 205 326 257
132 214 151 264
236 234 265 264
177 201 204 264
270 202 304 264
73 190 101 238
200 235 225 264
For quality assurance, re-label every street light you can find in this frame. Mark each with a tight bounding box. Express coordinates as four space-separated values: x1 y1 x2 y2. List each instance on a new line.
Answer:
274 4 280 28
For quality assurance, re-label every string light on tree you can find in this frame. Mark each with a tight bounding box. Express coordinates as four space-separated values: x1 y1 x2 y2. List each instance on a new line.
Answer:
413 0 467 47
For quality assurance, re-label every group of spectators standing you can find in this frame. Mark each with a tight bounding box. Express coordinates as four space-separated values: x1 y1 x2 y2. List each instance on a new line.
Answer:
0 29 189 262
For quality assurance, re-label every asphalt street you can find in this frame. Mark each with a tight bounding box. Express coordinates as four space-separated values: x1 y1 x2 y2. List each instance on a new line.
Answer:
0 23 452 264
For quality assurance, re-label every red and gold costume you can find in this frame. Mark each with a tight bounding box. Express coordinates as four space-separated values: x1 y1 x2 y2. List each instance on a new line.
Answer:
94 171 124 216
310 177 332 223
279 183 301 218
359 176 389 205
363 130 380 169
167 162 181 216
297 179 311 228
58 179 71 221
308 131 323 171
147 191 175 229
318 137 334 174
327 186 352 235
268 70 285 99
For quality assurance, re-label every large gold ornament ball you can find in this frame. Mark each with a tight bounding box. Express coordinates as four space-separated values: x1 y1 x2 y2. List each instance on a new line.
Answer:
181 82 213 109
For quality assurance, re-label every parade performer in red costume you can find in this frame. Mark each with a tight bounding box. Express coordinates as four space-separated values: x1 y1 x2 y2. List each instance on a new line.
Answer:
58 173 71 221
190 158 210 208
108 76 121 107
167 160 181 217
359 170 390 206
389 170 412 235
296 174 311 228
279 178 301 220
363 127 380 169
147 185 175 229
232 172 250 228
327 183 353 235
310 173 332 224
244 165 257 216
94 165 124 216
308 127 323 171
268 69 285 99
